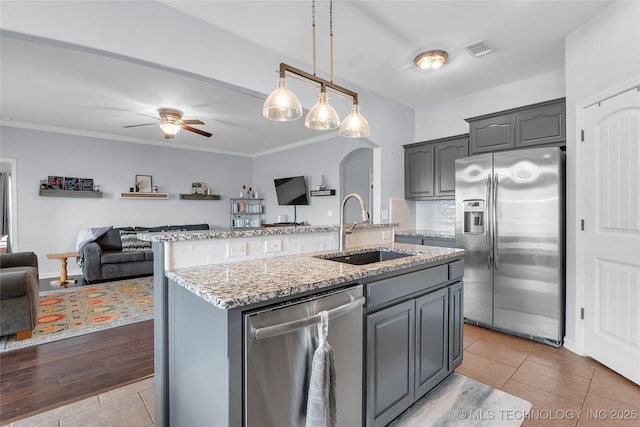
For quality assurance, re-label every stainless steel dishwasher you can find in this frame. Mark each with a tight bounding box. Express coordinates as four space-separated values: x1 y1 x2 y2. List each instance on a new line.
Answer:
244 285 364 427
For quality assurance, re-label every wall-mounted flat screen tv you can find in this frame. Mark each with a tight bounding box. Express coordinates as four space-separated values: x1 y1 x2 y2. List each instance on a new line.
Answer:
274 176 310 206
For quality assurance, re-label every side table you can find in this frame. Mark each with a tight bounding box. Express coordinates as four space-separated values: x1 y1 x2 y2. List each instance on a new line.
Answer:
46 252 79 288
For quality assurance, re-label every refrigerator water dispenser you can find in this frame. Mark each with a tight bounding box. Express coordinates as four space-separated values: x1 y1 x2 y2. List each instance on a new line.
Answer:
463 200 485 234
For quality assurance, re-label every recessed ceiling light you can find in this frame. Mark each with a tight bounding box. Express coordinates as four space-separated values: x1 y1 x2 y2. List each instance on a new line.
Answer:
413 50 449 70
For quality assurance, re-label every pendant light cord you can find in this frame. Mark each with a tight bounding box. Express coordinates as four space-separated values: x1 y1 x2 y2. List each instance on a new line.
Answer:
330 0 334 83
312 0 317 76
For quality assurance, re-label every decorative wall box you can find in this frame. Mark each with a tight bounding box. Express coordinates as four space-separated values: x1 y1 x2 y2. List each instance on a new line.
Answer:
120 192 169 199
39 189 103 198
310 189 336 196
179 194 221 200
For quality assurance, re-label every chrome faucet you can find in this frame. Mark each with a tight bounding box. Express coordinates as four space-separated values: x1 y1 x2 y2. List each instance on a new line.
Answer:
340 192 370 251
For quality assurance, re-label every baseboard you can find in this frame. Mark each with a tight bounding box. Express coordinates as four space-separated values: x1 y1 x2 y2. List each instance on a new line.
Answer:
563 337 579 355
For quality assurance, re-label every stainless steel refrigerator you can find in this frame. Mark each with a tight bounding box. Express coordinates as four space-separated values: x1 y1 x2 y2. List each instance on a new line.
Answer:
455 146 564 346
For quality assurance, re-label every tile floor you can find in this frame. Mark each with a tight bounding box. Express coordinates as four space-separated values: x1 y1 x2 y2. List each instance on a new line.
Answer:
5 325 640 426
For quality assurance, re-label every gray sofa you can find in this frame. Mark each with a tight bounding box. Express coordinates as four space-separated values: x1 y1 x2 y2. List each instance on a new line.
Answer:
0 252 39 339
81 224 209 284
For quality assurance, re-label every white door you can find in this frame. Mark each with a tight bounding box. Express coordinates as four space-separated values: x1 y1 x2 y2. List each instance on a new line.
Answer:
581 86 640 385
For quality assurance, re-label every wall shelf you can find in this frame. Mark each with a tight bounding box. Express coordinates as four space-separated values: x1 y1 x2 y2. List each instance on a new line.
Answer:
310 189 336 197
120 192 169 199
39 189 103 198
179 194 221 200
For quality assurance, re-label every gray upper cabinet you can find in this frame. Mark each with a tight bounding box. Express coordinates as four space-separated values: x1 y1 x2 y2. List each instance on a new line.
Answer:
404 143 434 198
515 100 565 147
466 98 565 155
467 114 515 154
404 134 469 200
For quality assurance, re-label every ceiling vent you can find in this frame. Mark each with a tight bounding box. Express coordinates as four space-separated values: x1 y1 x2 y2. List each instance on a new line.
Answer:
465 39 492 58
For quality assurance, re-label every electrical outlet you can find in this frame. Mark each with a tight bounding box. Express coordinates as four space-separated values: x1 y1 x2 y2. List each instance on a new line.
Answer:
265 240 282 253
327 210 333 217
227 243 246 257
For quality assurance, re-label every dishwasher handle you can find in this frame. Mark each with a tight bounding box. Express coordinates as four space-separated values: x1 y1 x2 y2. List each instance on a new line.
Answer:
251 296 365 340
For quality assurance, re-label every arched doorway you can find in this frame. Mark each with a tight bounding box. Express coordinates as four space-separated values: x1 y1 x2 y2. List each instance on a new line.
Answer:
340 148 373 224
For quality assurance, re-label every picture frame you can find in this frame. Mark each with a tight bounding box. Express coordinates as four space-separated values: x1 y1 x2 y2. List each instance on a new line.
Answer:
135 175 152 193
64 177 80 191
79 178 94 191
48 176 64 190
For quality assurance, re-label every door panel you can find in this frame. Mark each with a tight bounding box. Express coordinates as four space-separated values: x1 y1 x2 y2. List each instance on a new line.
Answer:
366 300 415 427
492 148 563 341
415 288 448 397
455 154 493 325
583 87 640 385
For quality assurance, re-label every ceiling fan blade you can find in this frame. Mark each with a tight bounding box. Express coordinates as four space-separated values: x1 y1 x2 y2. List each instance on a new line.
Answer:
181 119 205 125
123 122 158 128
182 124 212 138
136 112 161 120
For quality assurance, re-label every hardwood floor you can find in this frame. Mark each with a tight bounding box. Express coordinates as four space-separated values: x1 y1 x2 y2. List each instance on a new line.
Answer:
0 320 154 425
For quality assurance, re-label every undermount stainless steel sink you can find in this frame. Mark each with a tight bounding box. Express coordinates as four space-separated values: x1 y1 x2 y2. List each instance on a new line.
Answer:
318 250 415 265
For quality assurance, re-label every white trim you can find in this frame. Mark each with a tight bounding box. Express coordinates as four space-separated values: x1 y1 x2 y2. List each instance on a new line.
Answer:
0 158 18 252
574 75 640 356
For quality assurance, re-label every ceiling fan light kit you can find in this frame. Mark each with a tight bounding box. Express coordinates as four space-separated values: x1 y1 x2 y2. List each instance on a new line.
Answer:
124 107 212 139
413 49 449 70
263 0 370 138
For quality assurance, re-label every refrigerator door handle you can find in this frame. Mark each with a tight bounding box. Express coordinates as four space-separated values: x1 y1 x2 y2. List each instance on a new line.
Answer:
493 173 499 270
486 173 492 269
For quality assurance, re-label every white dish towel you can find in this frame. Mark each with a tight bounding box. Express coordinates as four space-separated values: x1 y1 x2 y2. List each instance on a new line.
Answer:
305 310 337 427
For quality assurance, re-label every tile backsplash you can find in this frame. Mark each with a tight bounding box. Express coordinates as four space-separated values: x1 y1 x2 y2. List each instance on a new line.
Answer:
415 200 456 232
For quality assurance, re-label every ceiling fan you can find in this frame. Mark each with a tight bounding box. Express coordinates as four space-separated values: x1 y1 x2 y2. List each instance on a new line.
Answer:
124 108 212 139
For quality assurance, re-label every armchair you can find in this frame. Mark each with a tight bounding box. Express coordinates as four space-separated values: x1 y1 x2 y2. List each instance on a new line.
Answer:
0 252 39 340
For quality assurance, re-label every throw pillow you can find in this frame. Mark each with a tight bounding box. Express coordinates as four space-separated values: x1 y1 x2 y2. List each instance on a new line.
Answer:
119 230 152 252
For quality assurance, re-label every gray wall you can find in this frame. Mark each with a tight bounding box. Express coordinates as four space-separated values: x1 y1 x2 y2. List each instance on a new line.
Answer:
564 0 640 349
252 137 375 226
1 126 251 277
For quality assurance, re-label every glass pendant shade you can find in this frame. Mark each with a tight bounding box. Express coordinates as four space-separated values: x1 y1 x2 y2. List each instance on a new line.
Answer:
338 104 370 138
263 78 303 121
159 121 181 138
305 91 340 130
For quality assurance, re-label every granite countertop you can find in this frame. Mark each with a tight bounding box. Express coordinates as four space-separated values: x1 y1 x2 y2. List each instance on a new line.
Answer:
138 223 397 242
167 242 463 310
395 229 455 239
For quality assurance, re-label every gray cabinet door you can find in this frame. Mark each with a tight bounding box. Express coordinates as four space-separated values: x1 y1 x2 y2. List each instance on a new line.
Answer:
434 136 469 197
469 114 515 154
366 300 415 427
415 288 449 398
515 100 565 148
448 281 464 371
404 143 434 199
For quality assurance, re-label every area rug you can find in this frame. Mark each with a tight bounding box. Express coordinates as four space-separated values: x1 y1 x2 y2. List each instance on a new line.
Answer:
1 276 154 352
390 373 532 427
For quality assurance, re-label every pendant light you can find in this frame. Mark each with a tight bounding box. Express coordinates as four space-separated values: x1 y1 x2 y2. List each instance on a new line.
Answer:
262 77 303 121
305 88 340 130
339 102 370 138
262 0 370 138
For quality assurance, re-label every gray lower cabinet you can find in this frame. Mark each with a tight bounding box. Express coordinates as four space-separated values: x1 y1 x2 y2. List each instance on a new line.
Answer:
404 134 468 200
366 300 415 427
467 98 565 155
365 261 464 427
415 288 449 396
449 281 464 370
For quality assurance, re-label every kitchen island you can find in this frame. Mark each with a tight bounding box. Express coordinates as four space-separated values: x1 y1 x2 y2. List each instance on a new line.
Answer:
142 226 463 426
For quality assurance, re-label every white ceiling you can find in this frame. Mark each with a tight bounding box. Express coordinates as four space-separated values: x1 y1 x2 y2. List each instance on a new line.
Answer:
0 1 611 156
